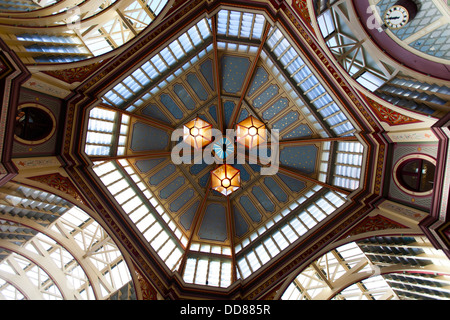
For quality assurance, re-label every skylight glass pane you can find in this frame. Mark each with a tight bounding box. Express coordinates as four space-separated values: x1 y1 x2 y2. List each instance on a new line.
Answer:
208 260 221 286
86 132 113 145
263 238 278 257
308 204 326 221
316 198 333 214
267 28 283 48
123 76 141 92
240 13 253 38
306 85 326 100
169 41 184 59
252 14 265 39
137 215 156 232
220 261 232 287
150 55 168 73
146 222 163 241
165 247 183 270
299 211 316 229
141 61 159 79
273 38 289 57
178 33 194 53
115 187 136 204
280 47 296 66
187 28 201 46
247 251 261 271
151 231 169 251
122 196 141 213
197 18 211 38
228 11 241 37
195 259 208 284
217 10 228 35
238 258 251 278
272 231 289 250
356 71 386 92
317 10 335 38
88 119 114 132
183 258 196 283
287 57 305 74
313 94 333 108
113 83 132 99
160 47 176 66
281 225 297 243
290 217 307 236
327 112 346 126
255 244 270 264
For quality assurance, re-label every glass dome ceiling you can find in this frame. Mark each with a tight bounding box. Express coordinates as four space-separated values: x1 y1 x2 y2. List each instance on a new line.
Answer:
80 7 368 289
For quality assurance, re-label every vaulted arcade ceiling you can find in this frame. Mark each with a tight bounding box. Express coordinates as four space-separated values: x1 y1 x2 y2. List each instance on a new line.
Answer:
62 0 386 298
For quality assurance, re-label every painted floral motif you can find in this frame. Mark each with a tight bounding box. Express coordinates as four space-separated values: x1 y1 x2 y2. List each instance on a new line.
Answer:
135 266 158 300
341 215 406 239
366 97 422 126
43 59 109 84
28 173 85 204
293 0 312 26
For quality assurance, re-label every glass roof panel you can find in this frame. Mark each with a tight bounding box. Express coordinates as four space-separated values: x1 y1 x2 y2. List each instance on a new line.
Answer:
81 6 369 289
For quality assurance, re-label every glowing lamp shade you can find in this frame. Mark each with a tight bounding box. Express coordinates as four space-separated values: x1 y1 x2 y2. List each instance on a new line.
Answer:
211 164 240 196
183 117 212 149
236 116 266 149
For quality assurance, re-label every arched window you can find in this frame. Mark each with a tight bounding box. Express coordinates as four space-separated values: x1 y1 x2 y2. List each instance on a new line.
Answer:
14 104 56 144
396 158 435 193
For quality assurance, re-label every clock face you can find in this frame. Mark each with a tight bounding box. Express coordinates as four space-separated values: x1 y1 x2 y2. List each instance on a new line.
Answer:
384 5 410 29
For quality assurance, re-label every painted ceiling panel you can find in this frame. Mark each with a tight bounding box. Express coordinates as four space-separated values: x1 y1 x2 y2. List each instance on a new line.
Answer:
149 163 176 186
186 73 209 101
224 100 236 128
141 104 172 123
160 94 184 119
282 124 313 139
179 200 200 231
412 24 450 59
277 173 307 193
271 111 300 133
279 145 318 174
221 55 251 94
252 185 275 213
130 122 169 151
233 206 249 238
200 59 215 90
262 98 289 121
160 176 186 199
198 203 228 242
208 105 218 122
170 189 196 214
135 158 167 173
247 67 269 96
173 84 196 110
198 172 210 188
239 195 262 223
190 161 210 176
264 176 288 203
232 164 250 182
236 108 249 123
252 84 279 109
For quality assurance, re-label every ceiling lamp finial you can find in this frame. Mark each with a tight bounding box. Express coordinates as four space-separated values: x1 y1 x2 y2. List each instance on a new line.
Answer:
211 164 240 196
183 117 212 149
236 115 266 149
